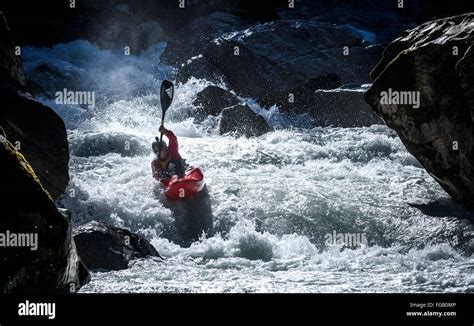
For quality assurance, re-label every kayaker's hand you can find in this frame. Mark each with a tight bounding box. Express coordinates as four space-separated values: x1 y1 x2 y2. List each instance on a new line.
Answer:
159 126 167 134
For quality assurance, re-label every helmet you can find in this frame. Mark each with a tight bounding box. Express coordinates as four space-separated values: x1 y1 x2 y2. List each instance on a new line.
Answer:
152 137 167 154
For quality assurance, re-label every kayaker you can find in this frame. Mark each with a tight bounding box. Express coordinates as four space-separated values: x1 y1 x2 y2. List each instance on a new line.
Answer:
151 126 187 180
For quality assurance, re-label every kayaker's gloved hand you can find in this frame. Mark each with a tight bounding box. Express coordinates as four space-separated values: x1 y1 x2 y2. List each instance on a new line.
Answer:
159 126 167 134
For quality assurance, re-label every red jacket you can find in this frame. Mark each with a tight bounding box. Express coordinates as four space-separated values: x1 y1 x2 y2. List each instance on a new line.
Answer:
164 130 182 161
151 130 182 180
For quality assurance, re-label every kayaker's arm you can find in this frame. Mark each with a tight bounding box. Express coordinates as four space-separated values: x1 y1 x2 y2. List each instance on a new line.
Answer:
160 127 181 160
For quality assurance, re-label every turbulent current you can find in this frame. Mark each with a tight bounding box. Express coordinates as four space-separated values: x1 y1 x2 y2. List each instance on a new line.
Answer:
23 40 474 293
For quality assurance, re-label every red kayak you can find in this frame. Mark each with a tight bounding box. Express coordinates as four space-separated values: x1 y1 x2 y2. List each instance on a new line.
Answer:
160 166 205 201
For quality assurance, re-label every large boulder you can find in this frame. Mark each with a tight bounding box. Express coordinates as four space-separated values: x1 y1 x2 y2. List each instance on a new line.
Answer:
1 12 69 199
167 0 417 66
193 85 240 116
73 132 148 158
2 91 70 199
262 75 381 127
73 221 162 271
219 104 271 137
0 11 86 293
209 20 377 84
364 13 474 207
310 87 383 127
178 19 383 112
258 73 340 113
177 54 223 85
0 138 89 293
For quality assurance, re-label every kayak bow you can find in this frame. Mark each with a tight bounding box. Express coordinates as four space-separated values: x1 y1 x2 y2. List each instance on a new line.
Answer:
160 166 205 201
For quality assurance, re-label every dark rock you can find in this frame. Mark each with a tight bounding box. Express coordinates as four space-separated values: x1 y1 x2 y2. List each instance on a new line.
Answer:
211 20 372 84
0 12 26 89
142 0 282 51
261 74 342 111
0 139 90 293
135 21 165 49
268 77 383 128
277 0 419 45
25 78 46 97
26 63 87 99
310 88 383 127
193 85 240 116
266 76 382 127
1 12 69 199
219 104 271 137
161 12 253 65
176 55 222 85
364 13 474 207
73 221 161 271
0 11 85 293
457 39 474 113
1 92 70 199
203 39 303 103
163 0 417 65
178 19 384 113
73 132 148 158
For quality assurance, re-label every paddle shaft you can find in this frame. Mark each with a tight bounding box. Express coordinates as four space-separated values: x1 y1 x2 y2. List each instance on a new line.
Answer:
158 115 165 159
158 80 174 159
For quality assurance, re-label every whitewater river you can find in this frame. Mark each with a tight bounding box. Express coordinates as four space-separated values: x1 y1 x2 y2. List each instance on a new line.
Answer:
22 40 474 293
